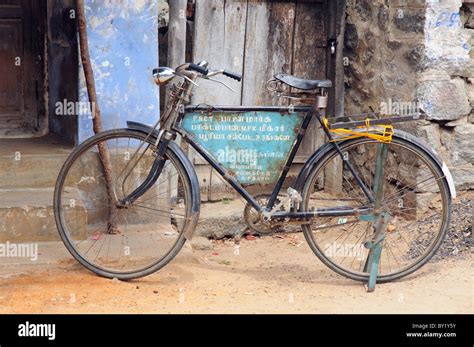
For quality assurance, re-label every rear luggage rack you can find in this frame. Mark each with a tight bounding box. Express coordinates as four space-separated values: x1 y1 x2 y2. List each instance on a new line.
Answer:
322 111 425 144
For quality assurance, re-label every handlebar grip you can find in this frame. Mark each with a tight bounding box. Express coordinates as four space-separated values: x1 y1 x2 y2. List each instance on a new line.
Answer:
188 63 209 75
223 70 242 82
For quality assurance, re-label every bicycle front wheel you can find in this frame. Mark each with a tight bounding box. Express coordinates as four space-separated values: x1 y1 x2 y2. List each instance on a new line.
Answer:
301 135 451 283
54 129 194 280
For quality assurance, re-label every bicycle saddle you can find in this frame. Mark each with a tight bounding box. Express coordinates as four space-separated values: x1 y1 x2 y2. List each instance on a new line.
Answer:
274 73 332 90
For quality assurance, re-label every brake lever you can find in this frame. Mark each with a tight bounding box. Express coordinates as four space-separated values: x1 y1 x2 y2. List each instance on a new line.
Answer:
181 74 199 87
206 77 237 93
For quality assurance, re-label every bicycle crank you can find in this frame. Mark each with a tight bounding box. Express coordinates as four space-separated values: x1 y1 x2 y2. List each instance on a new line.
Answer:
243 195 283 234
243 189 304 235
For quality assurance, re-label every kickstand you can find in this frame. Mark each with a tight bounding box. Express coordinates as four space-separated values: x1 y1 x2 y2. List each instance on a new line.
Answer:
363 231 386 292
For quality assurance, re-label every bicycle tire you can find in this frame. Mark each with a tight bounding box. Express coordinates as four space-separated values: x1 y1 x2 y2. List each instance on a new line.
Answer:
54 128 195 280
300 135 451 283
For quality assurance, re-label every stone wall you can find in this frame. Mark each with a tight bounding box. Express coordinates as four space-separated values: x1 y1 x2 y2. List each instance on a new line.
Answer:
344 0 473 190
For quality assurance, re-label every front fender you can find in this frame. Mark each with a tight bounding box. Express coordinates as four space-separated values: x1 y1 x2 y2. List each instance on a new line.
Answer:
294 129 456 200
126 121 201 240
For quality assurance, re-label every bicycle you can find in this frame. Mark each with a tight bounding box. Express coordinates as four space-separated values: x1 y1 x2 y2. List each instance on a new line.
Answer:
54 61 456 290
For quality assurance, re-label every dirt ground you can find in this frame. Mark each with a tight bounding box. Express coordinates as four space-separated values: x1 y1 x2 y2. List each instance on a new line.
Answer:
0 234 471 314
0 190 472 314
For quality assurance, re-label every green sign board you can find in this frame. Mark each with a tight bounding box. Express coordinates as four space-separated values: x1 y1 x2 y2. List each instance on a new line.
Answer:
183 111 305 185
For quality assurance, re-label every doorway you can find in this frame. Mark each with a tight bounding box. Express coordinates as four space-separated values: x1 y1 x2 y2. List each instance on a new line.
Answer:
0 0 47 138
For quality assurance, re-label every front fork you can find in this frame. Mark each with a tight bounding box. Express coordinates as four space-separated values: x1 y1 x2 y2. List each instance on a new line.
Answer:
118 131 174 207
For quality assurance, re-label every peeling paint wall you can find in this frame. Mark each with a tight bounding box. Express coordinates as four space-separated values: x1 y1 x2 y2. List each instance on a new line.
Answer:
79 0 159 142
424 0 471 72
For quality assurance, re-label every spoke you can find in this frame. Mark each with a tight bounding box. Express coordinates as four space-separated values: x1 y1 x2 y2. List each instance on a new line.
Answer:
311 220 359 231
93 232 109 263
105 231 113 265
341 169 368 205
124 155 158 194
83 233 106 257
384 238 402 269
348 224 370 270
58 133 190 273
338 222 365 266
116 140 152 183
128 204 189 221
131 203 187 218
130 168 181 205
381 175 441 206
316 219 361 247
303 139 449 279
64 219 89 235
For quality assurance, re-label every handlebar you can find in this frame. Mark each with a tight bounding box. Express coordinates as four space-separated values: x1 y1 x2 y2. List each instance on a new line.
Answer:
187 63 209 76
223 70 242 82
153 62 242 89
185 62 242 82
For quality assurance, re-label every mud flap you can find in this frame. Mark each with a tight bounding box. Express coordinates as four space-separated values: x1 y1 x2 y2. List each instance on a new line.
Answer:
441 162 457 200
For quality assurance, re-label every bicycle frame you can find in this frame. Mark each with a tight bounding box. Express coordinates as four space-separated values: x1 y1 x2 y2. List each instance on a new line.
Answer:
171 105 374 220
54 61 456 288
121 65 376 220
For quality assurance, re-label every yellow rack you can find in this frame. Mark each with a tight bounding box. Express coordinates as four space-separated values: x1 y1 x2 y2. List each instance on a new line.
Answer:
323 117 394 144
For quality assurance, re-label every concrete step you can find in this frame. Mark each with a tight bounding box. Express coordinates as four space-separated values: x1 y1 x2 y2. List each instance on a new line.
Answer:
0 136 71 189
0 154 69 189
0 188 86 243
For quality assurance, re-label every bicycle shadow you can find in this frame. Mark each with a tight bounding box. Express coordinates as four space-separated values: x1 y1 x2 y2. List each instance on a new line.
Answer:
181 250 437 289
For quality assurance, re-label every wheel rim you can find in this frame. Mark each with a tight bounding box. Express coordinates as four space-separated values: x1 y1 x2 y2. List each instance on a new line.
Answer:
302 138 450 280
56 132 191 275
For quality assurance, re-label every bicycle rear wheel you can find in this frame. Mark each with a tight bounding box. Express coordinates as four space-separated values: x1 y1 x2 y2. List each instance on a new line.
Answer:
301 135 451 283
54 129 194 280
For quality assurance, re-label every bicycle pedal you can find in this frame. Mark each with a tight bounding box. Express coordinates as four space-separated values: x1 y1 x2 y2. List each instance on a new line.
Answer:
287 187 302 203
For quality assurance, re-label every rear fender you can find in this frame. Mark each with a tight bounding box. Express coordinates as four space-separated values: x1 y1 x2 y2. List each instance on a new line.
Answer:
294 129 456 200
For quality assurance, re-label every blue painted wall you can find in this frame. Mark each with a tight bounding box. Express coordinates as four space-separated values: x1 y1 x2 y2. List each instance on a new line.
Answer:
79 0 159 142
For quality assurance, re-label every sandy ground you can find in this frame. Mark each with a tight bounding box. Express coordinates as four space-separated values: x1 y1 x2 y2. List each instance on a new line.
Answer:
0 234 471 314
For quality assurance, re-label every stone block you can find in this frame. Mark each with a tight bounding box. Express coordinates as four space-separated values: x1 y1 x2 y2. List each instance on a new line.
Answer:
418 74 471 120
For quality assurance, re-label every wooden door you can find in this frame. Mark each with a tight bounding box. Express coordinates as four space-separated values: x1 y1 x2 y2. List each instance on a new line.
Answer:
190 0 332 199
0 0 40 136
192 0 329 158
